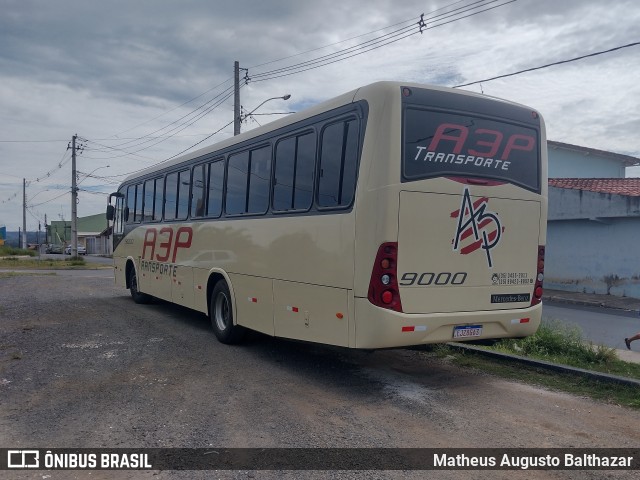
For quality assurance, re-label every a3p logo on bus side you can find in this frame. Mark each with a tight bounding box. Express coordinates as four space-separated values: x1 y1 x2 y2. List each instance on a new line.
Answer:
451 187 504 268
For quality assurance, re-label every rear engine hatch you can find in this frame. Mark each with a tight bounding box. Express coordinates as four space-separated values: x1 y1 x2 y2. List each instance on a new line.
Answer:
398 188 541 313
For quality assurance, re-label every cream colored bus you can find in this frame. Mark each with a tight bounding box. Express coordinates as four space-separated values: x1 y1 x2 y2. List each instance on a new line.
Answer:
107 81 547 349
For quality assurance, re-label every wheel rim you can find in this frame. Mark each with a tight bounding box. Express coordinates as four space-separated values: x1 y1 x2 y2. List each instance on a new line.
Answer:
214 291 230 331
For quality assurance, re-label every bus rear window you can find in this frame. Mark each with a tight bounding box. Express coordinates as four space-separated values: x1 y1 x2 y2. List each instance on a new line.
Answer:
403 108 540 192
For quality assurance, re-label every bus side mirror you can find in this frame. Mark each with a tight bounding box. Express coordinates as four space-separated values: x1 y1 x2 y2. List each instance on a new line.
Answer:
106 204 115 221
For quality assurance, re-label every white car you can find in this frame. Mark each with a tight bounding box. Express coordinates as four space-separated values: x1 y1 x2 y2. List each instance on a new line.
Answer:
64 245 87 255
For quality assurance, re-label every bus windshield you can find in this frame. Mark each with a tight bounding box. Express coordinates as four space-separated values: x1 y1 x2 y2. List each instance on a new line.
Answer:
403 108 540 192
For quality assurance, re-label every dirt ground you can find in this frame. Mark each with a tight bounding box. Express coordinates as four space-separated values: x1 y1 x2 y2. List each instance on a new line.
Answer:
1 271 639 479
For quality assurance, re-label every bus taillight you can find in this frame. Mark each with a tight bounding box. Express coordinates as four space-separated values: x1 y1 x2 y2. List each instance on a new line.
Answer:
531 246 545 306
368 242 403 312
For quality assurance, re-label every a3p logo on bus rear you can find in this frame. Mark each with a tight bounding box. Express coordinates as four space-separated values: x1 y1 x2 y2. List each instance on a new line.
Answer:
451 188 503 268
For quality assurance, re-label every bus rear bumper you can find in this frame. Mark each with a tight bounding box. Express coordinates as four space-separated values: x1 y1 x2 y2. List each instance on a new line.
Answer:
353 297 542 349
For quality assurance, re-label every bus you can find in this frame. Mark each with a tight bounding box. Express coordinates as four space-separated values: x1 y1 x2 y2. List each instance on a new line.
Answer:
106 81 547 349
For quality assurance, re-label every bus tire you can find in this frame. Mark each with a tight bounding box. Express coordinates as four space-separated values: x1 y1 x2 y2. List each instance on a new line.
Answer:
210 280 245 344
129 266 151 304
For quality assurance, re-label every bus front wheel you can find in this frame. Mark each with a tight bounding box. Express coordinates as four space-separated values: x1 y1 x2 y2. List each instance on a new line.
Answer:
210 281 245 344
128 266 151 304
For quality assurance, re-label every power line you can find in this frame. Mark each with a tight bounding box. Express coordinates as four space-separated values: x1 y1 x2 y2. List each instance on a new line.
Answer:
454 41 640 88
81 84 239 160
246 0 479 70
28 189 69 208
106 76 235 139
89 1 516 180
251 0 516 83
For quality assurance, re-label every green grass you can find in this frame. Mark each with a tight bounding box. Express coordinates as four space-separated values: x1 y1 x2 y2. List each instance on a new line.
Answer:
427 346 640 409
0 257 103 269
486 320 640 379
0 246 36 257
423 321 640 409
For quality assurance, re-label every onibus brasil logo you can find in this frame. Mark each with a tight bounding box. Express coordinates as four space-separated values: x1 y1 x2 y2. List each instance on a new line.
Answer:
451 187 504 268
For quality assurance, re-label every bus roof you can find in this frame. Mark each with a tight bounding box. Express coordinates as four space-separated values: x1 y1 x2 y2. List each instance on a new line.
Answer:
122 81 539 184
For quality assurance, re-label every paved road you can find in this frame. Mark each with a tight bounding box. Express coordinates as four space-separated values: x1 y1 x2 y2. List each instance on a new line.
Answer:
543 301 640 350
1 272 640 479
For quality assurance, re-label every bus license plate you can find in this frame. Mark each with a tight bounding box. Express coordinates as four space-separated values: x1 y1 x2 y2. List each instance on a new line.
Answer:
453 325 483 339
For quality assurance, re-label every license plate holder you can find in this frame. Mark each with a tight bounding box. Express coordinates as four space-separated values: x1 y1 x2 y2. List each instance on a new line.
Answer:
453 325 483 339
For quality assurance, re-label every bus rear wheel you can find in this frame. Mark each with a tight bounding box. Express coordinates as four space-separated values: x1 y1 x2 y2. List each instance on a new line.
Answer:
129 266 151 304
210 280 245 344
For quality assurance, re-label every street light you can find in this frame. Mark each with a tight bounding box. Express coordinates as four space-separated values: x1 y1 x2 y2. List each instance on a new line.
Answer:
238 94 291 134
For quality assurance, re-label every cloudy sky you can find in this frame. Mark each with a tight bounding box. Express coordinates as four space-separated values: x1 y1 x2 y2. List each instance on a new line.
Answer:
1 0 639 231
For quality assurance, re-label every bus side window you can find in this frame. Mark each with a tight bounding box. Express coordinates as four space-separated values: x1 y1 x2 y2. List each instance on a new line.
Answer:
226 146 271 215
143 179 155 221
273 132 315 211
126 185 136 223
164 172 178 220
153 177 163 221
134 183 144 223
247 146 271 214
226 151 249 215
318 118 359 208
177 169 190 220
191 164 206 218
207 160 224 217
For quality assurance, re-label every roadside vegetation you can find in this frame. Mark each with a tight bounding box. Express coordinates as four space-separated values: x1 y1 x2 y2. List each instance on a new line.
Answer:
0 246 36 257
0 256 95 269
423 321 640 409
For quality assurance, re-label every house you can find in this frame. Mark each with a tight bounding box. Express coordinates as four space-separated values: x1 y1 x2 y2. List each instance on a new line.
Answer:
47 213 111 255
546 141 640 298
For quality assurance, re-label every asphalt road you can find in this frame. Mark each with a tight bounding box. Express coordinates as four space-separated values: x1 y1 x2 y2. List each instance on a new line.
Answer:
543 301 640 351
1 272 640 479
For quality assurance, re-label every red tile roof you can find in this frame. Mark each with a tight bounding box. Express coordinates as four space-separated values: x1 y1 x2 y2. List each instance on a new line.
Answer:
549 178 640 197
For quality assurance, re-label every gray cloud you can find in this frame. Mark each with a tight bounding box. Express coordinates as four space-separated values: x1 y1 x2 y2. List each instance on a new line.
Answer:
1 0 640 228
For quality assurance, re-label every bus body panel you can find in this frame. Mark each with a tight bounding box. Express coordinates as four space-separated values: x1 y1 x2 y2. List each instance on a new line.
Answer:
397 189 541 313
273 280 350 347
353 297 541 349
230 273 274 335
114 212 356 341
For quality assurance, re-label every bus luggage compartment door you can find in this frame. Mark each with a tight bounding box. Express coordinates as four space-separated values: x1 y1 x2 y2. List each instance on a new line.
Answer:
273 280 350 347
398 190 541 314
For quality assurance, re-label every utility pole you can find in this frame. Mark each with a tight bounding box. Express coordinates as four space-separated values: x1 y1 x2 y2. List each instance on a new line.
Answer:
234 61 241 136
70 134 78 257
22 178 26 249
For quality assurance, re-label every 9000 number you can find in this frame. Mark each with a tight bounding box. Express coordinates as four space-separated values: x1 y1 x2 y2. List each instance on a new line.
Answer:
399 272 467 286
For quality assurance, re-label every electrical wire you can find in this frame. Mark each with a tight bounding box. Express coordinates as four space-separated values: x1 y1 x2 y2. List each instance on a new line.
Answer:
251 0 516 83
454 40 640 88
246 0 478 70
80 84 239 160
96 83 237 151
106 76 235 139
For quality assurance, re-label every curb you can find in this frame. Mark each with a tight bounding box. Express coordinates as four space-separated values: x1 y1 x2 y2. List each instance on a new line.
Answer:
544 294 640 313
447 343 640 388
544 295 607 309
